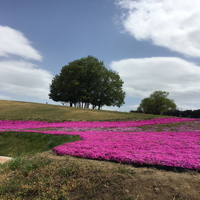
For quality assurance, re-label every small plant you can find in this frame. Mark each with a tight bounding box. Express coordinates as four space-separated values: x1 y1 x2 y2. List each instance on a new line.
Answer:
118 167 135 175
21 156 52 176
58 166 74 176
7 156 25 171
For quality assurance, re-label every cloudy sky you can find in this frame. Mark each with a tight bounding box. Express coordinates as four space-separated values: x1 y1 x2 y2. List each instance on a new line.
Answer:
0 0 200 112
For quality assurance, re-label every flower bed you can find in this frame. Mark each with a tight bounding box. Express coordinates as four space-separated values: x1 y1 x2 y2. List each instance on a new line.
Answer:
53 131 200 169
0 118 200 170
0 117 197 130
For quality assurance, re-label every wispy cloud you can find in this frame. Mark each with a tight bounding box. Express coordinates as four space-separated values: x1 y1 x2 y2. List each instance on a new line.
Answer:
110 57 200 108
116 0 200 57
0 25 42 61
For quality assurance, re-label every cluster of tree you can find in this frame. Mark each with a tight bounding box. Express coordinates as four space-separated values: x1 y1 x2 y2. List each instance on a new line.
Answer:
162 109 200 118
49 56 126 110
133 91 177 115
131 90 200 118
132 106 200 118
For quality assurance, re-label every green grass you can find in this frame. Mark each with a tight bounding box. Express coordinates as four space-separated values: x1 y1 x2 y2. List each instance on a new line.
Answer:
0 131 80 157
0 100 164 122
1 155 52 174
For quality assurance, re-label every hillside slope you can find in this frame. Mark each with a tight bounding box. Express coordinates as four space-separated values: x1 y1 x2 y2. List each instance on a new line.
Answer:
0 100 161 122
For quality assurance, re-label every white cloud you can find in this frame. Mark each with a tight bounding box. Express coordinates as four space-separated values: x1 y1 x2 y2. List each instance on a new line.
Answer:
0 26 42 60
103 106 128 112
116 0 200 57
0 60 53 99
110 57 200 108
0 26 53 100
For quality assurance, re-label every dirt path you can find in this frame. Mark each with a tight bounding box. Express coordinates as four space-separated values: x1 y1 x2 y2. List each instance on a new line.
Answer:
0 156 12 164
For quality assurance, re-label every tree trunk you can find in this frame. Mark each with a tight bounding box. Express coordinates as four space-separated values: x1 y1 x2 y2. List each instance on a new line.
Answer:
93 105 96 109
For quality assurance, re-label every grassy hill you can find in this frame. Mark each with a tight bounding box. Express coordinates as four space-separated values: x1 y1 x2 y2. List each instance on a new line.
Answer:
0 100 162 122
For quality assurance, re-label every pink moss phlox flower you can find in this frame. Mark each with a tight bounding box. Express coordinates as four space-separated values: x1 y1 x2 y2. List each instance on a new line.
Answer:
0 117 197 130
0 117 200 170
51 131 200 170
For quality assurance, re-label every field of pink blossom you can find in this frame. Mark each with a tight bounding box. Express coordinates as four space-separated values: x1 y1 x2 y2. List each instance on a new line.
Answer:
0 117 197 130
1 117 200 170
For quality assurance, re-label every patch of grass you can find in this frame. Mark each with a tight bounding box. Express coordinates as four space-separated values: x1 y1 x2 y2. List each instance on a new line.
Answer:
6 156 25 171
0 155 51 175
0 131 81 157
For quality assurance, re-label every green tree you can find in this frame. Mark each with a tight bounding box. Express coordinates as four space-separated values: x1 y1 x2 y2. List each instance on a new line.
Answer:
90 69 125 109
49 56 126 109
49 75 62 102
137 91 176 115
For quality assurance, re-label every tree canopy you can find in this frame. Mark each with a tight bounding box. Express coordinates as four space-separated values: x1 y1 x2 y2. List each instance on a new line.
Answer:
137 91 176 115
49 56 126 109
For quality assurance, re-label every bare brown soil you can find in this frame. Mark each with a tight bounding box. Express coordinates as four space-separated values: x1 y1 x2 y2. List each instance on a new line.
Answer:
0 158 9 164
38 150 200 200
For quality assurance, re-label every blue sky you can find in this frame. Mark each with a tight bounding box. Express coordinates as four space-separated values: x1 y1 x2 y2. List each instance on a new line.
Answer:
0 0 200 112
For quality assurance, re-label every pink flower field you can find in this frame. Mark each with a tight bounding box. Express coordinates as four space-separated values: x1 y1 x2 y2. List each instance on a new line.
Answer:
0 117 200 170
